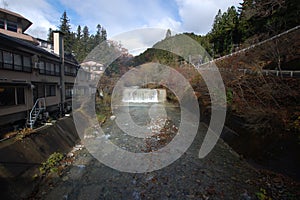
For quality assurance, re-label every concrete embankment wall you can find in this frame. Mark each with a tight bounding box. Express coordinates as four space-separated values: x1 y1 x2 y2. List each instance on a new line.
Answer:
0 116 80 199
0 116 79 178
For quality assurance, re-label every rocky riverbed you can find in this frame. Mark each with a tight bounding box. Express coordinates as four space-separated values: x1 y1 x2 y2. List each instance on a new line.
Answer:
27 117 299 200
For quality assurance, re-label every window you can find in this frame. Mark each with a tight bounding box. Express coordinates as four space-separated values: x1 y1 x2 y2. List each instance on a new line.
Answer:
23 56 31 72
0 19 4 29
39 61 45 74
3 51 13 69
0 51 32 72
0 87 25 106
42 62 59 75
36 84 45 98
45 62 51 74
14 54 22 71
0 50 3 68
50 63 55 75
7 21 17 32
40 41 48 48
65 85 73 99
55 64 60 76
65 65 70 75
46 85 56 97
0 87 15 106
71 67 76 75
16 88 25 104
65 65 77 76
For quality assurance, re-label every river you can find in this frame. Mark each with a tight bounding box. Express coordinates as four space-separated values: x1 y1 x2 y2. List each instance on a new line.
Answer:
28 103 299 199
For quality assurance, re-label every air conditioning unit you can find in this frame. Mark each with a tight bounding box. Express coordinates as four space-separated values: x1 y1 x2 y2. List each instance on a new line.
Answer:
31 55 39 69
33 62 39 69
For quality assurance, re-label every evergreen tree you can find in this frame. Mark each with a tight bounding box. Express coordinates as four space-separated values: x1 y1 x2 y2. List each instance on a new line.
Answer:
209 7 240 56
95 24 102 44
76 25 82 40
59 11 73 53
225 6 239 51
82 26 90 43
101 27 107 41
209 9 224 56
237 1 253 42
48 11 113 63
165 29 172 39
73 25 84 62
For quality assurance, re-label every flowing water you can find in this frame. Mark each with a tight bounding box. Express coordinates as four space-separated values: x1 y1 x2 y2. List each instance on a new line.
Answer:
122 88 166 103
102 103 181 153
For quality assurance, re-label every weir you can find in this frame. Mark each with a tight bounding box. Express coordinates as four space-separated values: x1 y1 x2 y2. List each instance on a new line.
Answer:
122 87 166 103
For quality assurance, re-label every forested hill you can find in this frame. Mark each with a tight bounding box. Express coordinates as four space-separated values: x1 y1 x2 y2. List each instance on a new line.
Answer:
50 0 300 68
131 0 300 68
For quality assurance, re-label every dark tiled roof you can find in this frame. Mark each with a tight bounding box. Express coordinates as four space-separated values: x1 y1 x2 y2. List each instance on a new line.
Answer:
0 32 79 65
0 32 58 57
65 52 79 65
0 8 28 20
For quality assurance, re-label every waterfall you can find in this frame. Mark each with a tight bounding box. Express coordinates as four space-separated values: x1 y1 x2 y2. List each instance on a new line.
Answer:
122 88 166 103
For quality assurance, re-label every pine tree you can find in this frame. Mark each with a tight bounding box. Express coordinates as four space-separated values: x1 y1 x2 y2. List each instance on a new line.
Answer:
210 9 223 56
59 11 73 53
225 6 239 52
101 27 107 41
95 24 102 44
53 11 110 63
76 25 82 40
72 25 83 62
165 29 171 39
209 7 240 56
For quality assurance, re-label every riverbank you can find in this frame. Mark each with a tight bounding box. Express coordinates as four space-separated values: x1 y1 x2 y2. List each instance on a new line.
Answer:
0 116 80 200
221 114 300 182
26 121 300 199
0 103 299 199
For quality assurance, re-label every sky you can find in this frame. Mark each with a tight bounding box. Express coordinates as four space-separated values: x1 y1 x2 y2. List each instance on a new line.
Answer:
2 0 242 54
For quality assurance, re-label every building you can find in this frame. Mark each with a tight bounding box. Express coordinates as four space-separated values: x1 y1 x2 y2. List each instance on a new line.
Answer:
0 8 38 44
0 8 80 128
81 60 105 80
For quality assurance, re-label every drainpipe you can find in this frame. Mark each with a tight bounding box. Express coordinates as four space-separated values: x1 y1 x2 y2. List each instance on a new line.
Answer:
53 31 65 117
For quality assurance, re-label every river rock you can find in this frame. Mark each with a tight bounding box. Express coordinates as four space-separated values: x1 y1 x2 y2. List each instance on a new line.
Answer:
110 115 116 120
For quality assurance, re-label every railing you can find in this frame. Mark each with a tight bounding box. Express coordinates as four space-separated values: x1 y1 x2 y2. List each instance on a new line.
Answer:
195 25 300 68
28 98 46 129
238 69 300 78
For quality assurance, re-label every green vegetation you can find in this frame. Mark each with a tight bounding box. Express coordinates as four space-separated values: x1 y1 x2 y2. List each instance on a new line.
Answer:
46 1 299 141
39 152 63 176
47 11 107 63
14 128 34 141
256 188 272 200
47 1 300 68
226 88 233 105
130 1 300 69
209 0 300 57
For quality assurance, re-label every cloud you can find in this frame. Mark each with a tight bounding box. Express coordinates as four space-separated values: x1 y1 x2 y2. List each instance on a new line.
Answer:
175 0 242 35
147 17 181 33
59 0 179 36
58 0 241 37
1 0 242 43
111 28 167 55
